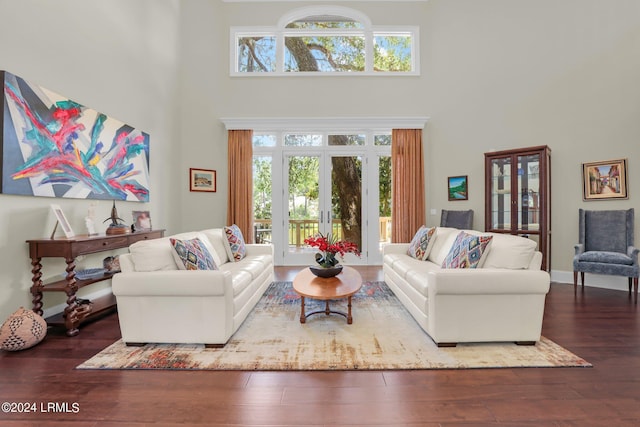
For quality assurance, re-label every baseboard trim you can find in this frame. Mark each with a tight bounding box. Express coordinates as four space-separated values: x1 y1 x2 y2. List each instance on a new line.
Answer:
551 270 632 293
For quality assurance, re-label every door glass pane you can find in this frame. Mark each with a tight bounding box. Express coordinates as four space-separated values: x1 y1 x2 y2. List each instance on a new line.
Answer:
288 155 320 253
490 157 511 230
253 155 272 243
284 134 322 147
374 134 391 146
331 156 362 251
518 154 540 231
328 134 365 146
379 155 392 248
253 134 276 147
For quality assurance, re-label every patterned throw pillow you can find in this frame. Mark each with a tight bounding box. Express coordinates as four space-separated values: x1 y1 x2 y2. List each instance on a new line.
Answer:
407 226 437 260
224 224 247 262
170 237 217 270
442 231 493 269
0 307 47 351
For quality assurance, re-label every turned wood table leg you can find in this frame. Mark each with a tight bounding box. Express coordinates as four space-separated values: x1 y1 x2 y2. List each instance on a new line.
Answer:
325 301 330 316
30 257 44 316
347 296 353 324
62 257 80 336
299 296 306 324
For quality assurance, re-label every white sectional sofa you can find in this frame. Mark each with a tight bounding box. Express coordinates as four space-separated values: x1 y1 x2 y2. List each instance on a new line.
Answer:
383 227 550 347
112 228 273 347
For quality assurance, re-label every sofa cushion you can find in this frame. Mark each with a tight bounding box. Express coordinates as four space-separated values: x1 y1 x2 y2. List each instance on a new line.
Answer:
480 233 538 269
427 227 461 266
224 224 247 262
170 237 218 271
199 229 230 266
129 238 178 272
442 231 493 269
407 226 437 260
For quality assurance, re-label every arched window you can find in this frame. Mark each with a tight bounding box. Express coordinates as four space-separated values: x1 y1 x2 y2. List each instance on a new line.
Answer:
232 6 418 75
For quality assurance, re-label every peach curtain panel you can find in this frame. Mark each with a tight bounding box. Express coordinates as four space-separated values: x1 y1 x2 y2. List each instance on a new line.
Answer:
391 129 426 243
227 130 254 244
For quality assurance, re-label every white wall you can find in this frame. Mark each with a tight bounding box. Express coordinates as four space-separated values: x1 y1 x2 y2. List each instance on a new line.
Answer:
0 0 639 323
424 0 640 289
0 0 182 321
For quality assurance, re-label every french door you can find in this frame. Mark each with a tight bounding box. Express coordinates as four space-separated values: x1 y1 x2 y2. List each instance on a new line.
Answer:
283 152 366 265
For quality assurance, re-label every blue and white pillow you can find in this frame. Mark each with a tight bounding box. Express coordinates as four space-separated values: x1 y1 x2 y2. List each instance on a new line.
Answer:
224 224 247 262
442 231 492 269
407 226 437 260
170 237 217 270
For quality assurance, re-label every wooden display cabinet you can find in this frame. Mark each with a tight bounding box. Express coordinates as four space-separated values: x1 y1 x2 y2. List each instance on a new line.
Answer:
27 229 165 336
484 146 551 271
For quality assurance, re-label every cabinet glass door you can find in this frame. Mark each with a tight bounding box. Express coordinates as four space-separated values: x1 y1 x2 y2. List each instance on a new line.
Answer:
489 156 512 230
517 154 541 232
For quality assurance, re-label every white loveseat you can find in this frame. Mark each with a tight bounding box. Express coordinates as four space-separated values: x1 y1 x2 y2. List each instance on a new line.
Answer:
383 227 550 347
112 228 273 347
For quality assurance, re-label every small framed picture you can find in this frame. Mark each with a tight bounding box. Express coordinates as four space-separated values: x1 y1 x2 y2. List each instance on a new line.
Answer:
582 158 628 200
50 204 75 238
132 211 152 231
190 168 216 192
448 175 468 201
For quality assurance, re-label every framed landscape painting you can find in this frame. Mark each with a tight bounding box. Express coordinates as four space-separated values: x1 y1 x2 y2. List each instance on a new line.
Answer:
582 159 628 201
448 175 468 201
190 168 216 192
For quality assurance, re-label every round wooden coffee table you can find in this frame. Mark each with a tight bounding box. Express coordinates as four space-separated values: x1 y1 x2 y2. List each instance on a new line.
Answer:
292 266 363 324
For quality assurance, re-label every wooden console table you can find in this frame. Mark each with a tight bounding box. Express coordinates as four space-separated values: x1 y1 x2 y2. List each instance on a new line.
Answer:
27 229 165 336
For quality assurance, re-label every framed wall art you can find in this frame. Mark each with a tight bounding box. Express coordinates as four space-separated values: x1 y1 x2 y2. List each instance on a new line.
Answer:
189 168 216 192
582 158 628 201
1 70 150 202
448 175 468 201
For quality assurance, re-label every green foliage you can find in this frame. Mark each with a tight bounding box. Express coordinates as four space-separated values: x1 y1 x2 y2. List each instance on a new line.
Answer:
253 156 272 219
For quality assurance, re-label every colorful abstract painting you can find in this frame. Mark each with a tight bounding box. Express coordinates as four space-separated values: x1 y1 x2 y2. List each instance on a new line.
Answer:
1 71 150 201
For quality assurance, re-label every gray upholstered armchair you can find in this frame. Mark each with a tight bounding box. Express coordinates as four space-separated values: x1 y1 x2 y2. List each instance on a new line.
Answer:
573 208 639 301
440 209 474 229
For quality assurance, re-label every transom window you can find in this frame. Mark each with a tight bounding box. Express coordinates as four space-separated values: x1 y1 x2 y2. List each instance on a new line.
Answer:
231 6 419 76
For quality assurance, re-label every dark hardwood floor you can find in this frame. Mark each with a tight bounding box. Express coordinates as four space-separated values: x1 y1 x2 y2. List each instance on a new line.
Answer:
1 266 639 426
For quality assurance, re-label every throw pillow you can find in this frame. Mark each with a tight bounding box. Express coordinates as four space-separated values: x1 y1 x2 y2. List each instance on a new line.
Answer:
407 226 437 260
224 224 247 262
170 237 217 270
442 231 493 269
0 307 47 351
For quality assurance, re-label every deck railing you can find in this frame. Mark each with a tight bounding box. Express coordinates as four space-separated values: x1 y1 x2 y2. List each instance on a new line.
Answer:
254 217 392 247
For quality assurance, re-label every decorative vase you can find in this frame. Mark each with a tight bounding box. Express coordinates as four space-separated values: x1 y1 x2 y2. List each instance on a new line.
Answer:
309 264 343 278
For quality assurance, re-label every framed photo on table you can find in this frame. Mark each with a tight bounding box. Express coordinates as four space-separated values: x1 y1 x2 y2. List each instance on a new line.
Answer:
50 204 74 238
582 159 628 201
189 168 216 192
132 211 152 231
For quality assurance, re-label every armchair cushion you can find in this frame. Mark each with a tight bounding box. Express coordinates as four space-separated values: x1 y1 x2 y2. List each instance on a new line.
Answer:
577 251 634 265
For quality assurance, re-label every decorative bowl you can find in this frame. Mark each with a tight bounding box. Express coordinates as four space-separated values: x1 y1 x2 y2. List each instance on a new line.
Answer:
309 264 343 278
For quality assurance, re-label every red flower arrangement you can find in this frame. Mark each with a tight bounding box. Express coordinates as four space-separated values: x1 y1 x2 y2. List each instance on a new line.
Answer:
304 232 361 268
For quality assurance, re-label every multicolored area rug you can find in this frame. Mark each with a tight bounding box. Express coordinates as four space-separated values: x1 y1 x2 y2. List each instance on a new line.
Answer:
77 281 591 371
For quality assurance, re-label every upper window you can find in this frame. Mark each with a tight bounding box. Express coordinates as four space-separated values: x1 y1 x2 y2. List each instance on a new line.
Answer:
232 6 419 76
